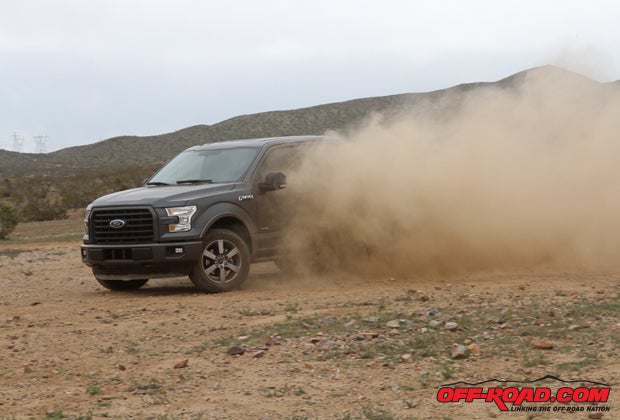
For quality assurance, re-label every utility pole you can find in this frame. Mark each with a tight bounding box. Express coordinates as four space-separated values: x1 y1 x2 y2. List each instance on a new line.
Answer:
33 135 48 154
12 132 24 152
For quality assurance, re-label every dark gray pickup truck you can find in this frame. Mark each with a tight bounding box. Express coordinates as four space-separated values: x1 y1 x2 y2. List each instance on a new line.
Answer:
81 135 323 292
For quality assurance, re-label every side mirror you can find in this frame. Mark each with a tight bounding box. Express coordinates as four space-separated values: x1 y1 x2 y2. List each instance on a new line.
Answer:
259 172 287 192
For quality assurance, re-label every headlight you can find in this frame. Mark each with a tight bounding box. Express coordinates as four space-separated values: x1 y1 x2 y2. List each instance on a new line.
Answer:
165 206 197 232
83 207 92 239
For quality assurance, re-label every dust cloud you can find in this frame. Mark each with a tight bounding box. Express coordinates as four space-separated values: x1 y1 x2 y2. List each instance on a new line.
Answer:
285 67 620 276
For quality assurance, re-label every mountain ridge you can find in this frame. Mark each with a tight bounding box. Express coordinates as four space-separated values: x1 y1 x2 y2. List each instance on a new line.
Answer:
0 65 611 178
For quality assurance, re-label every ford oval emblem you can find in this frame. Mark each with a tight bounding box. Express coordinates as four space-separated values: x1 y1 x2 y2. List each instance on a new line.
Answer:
109 219 126 229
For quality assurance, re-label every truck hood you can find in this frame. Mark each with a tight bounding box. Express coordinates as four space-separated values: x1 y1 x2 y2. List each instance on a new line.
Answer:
91 183 237 208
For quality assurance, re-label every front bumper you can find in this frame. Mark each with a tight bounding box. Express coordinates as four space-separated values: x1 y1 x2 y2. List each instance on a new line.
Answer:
81 241 203 279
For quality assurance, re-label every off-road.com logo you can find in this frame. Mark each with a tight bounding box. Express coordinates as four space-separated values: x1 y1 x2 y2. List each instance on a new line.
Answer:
437 375 611 411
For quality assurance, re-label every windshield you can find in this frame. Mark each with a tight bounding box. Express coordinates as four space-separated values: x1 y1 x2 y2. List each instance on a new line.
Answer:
148 147 259 185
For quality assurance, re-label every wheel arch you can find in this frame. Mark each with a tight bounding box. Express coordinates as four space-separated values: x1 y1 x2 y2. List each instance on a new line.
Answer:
197 203 256 257
208 217 252 254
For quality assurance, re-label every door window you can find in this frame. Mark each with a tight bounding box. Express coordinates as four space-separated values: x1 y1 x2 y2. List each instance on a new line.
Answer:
256 146 304 181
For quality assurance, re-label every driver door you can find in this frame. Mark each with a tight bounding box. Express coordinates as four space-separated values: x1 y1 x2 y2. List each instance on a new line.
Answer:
253 145 303 254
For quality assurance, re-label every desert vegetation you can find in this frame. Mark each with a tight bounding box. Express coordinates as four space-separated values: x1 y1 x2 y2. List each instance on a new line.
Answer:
1 165 157 223
0 201 20 239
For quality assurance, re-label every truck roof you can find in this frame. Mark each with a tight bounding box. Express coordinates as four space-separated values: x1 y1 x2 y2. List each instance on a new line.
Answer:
188 135 325 151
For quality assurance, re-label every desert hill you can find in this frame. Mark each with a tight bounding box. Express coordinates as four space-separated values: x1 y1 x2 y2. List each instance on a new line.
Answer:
0 65 615 221
3 65 607 178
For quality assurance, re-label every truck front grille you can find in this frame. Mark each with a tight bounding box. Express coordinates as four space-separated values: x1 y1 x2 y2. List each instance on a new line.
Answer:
91 208 155 244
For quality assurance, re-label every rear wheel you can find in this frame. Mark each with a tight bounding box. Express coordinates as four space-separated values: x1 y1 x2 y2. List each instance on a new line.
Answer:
190 229 250 293
95 277 148 291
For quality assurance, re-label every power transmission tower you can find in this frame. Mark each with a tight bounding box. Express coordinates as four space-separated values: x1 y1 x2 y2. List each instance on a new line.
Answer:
12 132 24 152
33 135 48 154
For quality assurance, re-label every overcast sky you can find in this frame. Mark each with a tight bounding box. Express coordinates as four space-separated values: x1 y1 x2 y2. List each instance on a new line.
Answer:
1 0 619 153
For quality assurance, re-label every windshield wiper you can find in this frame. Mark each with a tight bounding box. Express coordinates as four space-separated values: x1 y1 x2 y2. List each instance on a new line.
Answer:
176 179 214 185
146 181 170 186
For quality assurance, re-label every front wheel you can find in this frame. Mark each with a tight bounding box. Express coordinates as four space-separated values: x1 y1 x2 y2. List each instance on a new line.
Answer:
190 229 251 293
95 277 148 291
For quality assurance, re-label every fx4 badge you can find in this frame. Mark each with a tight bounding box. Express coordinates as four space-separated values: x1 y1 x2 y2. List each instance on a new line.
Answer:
238 195 254 202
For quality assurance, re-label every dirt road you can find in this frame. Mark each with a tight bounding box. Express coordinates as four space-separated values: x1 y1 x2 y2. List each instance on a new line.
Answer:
0 242 618 419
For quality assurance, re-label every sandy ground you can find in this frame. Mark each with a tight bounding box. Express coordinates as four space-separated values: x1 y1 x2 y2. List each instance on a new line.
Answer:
0 242 618 419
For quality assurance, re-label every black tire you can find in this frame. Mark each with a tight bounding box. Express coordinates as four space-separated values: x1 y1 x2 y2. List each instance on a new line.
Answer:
95 277 148 291
190 229 251 293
